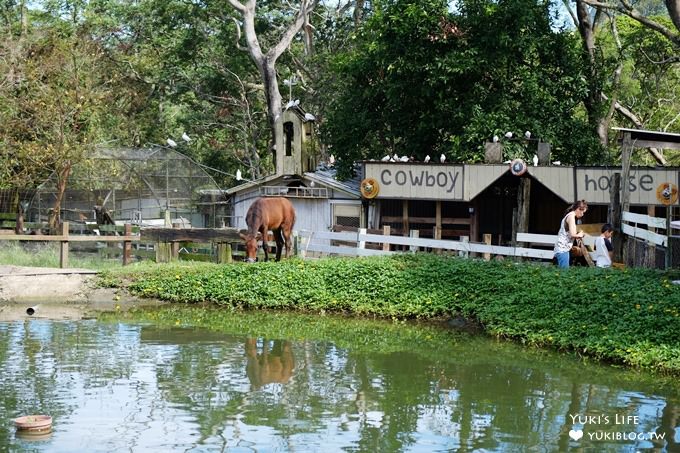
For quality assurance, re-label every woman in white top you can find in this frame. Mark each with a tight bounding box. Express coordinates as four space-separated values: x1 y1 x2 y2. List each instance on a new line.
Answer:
594 223 614 268
553 200 588 268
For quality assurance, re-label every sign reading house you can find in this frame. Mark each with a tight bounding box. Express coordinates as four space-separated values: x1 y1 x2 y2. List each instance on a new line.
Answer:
363 162 680 205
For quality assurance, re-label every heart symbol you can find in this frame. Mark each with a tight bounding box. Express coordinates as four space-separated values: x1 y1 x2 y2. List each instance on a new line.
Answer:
569 429 583 441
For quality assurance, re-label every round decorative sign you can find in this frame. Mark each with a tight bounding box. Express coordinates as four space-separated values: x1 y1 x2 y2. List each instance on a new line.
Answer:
656 182 678 205
360 177 380 199
509 158 528 176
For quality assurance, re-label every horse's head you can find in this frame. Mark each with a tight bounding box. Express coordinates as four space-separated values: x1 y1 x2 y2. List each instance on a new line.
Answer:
239 232 261 263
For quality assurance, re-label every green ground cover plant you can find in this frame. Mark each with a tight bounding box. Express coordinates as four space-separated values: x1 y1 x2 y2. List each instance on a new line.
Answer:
100 254 680 374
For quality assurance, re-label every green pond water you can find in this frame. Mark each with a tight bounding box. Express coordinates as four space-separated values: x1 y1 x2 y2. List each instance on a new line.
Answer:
1 307 679 452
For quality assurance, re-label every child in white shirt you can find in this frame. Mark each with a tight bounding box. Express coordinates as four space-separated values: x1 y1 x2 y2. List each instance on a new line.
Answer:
594 223 614 268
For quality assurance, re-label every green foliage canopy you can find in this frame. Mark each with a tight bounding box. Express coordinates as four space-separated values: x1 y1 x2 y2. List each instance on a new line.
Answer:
322 0 604 178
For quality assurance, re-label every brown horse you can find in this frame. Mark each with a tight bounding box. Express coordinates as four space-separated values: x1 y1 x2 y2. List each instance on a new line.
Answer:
239 197 296 262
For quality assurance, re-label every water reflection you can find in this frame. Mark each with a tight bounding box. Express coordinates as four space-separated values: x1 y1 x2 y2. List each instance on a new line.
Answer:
0 315 678 452
245 339 295 389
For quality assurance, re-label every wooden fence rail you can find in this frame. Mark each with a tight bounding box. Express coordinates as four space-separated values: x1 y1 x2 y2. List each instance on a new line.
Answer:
298 229 555 260
0 222 140 268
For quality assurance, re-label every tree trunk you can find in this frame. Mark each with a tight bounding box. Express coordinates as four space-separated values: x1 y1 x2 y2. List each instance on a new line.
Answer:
667 0 680 33
228 0 318 170
48 162 72 233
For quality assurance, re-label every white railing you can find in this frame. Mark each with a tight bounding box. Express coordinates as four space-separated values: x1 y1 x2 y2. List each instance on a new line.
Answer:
298 229 555 260
621 211 667 247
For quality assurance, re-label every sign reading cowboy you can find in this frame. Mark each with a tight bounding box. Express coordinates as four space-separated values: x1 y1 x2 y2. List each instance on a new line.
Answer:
368 163 465 200
363 162 680 205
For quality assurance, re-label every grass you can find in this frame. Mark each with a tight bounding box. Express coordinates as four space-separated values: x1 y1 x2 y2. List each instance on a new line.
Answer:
0 241 129 271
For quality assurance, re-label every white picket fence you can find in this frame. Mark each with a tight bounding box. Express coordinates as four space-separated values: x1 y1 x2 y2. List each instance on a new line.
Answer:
297 229 555 260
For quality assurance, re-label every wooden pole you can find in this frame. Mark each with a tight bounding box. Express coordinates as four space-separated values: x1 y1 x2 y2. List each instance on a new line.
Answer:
646 205 656 268
409 229 419 252
217 242 232 263
123 223 132 266
382 225 391 252
610 173 623 262
483 233 492 261
621 133 633 265
59 222 69 268
402 200 409 251
516 178 531 248
435 201 442 240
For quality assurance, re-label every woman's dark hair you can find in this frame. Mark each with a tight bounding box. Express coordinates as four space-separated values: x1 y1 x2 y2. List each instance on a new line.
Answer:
565 200 588 214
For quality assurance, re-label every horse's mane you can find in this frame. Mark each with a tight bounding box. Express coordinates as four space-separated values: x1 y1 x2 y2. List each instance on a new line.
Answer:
245 201 263 237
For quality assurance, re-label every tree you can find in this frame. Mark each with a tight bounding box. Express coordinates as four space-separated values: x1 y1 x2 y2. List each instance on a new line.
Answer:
322 0 601 178
563 0 679 164
226 0 319 160
0 18 116 229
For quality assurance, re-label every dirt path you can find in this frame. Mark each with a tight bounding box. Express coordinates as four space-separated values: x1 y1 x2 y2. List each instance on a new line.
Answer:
0 265 162 321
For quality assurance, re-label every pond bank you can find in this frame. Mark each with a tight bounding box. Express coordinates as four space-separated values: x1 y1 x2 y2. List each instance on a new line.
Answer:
0 265 163 321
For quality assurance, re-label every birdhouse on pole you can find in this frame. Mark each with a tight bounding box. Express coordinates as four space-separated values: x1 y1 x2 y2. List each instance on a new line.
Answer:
275 105 318 176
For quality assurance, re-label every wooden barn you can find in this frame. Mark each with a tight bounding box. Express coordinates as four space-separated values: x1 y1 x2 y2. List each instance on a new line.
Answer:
226 105 362 235
359 128 680 247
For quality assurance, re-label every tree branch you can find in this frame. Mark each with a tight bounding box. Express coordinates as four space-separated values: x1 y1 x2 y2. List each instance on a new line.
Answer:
581 0 680 46
602 93 668 165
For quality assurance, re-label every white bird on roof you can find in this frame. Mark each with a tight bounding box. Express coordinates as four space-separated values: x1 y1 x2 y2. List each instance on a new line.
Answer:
329 154 335 165
236 169 242 181
182 132 191 142
400 155 409 162
503 160 512 164
552 161 561 166
440 154 446 163
284 100 296 109
304 112 316 121
504 131 513 139
532 154 538 166
424 155 431 163
381 155 390 162
393 153 399 161
524 130 531 140
166 138 177 148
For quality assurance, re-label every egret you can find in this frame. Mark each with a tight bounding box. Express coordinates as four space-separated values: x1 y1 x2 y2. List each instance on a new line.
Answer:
492 135 499 143
181 132 191 143
393 153 399 161
304 112 316 121
284 100 295 109
504 131 513 139
524 131 531 140
381 155 390 162
236 169 242 181
329 154 335 165
553 161 561 166
400 155 409 162
166 138 177 148
440 154 446 163
532 154 538 166
424 155 431 163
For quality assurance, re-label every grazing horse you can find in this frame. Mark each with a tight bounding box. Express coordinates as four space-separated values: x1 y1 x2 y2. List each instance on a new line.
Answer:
239 197 296 262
